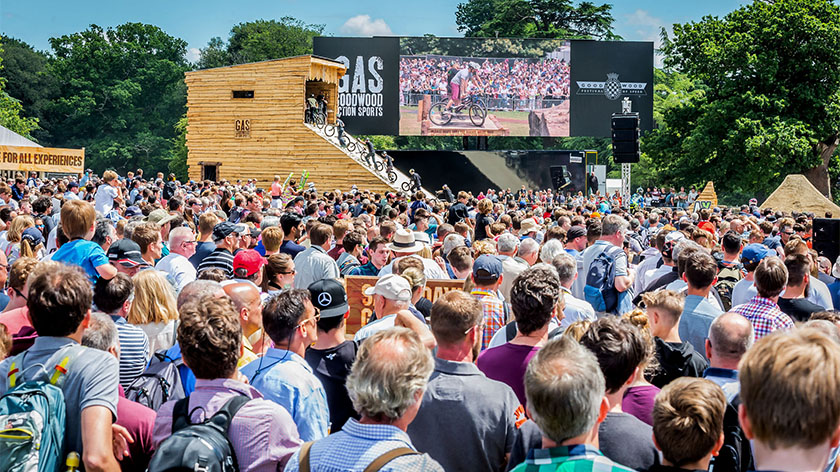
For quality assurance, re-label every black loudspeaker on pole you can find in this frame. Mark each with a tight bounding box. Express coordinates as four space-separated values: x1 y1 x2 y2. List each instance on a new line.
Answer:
611 113 640 164
813 218 840 264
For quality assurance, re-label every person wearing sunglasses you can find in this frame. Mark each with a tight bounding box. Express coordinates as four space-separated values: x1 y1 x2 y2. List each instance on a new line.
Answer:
240 289 329 442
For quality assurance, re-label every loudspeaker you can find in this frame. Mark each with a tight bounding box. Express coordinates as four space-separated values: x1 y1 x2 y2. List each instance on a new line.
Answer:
611 113 640 163
813 218 840 263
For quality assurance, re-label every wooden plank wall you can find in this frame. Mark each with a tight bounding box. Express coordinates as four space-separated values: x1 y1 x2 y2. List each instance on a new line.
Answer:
185 57 389 193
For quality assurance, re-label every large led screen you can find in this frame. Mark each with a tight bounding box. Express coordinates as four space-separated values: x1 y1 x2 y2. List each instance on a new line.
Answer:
314 37 653 138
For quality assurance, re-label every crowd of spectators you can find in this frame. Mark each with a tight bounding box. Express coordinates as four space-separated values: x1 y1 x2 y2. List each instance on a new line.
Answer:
1 168 839 472
400 56 571 110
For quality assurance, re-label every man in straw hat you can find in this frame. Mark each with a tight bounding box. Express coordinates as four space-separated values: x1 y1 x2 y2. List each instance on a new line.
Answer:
376 229 447 279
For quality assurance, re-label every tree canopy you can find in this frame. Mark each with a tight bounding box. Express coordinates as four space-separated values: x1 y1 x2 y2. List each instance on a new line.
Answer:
197 18 324 69
455 0 619 39
0 41 40 139
45 23 189 173
645 0 840 197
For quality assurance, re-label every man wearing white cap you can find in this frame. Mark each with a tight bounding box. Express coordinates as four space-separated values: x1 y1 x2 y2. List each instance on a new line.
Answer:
377 229 447 279
354 274 414 342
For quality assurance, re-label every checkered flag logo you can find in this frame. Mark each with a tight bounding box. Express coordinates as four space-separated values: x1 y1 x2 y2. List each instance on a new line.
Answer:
604 73 622 100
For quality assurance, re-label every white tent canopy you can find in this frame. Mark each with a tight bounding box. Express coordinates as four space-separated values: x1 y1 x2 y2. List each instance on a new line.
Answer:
0 125 41 148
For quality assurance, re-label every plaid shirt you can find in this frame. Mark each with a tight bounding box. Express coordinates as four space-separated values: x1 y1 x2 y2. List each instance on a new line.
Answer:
472 288 507 351
509 444 634 472
731 296 794 340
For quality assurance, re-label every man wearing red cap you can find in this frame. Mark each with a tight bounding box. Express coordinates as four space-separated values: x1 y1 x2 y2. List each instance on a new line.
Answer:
234 249 266 288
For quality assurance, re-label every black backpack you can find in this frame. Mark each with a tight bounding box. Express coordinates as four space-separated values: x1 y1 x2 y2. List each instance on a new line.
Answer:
125 350 185 410
447 67 459 84
147 395 250 472
710 394 753 472
163 180 177 200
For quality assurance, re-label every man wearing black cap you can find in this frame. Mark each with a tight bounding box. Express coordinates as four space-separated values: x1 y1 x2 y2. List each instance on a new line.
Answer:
305 279 359 432
107 239 149 277
197 222 243 279
64 181 81 201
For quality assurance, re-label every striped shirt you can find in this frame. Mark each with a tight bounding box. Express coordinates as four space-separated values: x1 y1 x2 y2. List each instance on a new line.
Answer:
197 247 234 279
110 315 151 389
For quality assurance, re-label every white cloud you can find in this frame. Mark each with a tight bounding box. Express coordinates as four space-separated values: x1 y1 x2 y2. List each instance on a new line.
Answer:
339 14 393 36
185 47 201 64
623 9 670 67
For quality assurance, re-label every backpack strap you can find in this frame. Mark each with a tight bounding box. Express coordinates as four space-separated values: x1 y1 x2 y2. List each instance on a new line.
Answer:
298 441 315 472
171 396 191 434
363 447 419 472
49 354 73 387
6 352 23 388
505 321 517 343
212 395 250 435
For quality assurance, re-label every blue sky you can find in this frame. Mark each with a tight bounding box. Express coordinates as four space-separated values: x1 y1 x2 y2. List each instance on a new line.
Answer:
1 0 748 61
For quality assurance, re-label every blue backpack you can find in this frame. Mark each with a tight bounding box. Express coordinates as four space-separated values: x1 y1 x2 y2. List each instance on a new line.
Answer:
0 347 77 472
583 245 622 313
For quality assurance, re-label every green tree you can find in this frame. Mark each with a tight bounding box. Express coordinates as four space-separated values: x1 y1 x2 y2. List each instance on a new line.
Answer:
168 116 188 181
0 41 39 139
0 37 57 141
46 23 188 174
197 18 324 69
647 0 840 197
455 0 619 39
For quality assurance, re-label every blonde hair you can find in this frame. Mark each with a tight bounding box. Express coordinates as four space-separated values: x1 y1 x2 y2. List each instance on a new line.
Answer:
102 170 118 182
472 239 497 257
400 267 426 294
642 290 684 320
417 245 433 260
563 320 591 341
477 198 493 215
261 226 284 252
622 308 657 374
6 215 34 244
127 270 179 325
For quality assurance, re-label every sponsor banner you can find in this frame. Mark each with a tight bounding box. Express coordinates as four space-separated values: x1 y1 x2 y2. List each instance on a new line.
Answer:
0 145 85 174
313 37 400 135
570 41 654 137
344 276 464 335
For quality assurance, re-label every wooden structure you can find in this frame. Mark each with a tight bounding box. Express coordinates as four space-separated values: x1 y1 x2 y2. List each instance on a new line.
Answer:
185 56 392 191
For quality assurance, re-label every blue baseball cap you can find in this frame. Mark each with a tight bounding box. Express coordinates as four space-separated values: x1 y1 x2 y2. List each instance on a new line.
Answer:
742 243 771 264
473 254 503 281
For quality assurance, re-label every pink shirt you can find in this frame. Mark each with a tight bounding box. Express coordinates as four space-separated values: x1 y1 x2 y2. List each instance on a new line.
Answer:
153 378 302 471
0 307 30 335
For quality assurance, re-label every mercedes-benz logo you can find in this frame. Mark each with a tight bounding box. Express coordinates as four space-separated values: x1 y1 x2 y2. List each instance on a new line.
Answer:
317 292 332 306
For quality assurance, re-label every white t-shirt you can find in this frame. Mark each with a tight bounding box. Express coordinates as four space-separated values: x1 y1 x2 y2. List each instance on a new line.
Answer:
155 253 197 293
94 184 119 215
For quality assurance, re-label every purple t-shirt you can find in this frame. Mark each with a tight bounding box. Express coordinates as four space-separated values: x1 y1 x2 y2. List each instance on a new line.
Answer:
476 342 540 406
622 384 660 426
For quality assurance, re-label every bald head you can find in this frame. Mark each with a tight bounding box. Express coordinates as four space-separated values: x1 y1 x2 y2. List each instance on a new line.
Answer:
177 280 225 310
708 312 754 367
223 282 261 312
